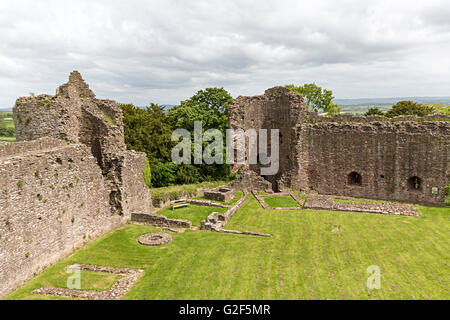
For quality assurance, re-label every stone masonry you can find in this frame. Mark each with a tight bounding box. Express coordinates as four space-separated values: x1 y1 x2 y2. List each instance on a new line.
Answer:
229 86 450 206
0 71 152 297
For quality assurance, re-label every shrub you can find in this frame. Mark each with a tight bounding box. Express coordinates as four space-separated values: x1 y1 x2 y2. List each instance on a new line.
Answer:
365 107 385 116
176 165 201 185
151 161 177 187
385 101 433 117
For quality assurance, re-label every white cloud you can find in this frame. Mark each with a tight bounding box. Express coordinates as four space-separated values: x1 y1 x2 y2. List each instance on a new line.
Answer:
0 0 449 107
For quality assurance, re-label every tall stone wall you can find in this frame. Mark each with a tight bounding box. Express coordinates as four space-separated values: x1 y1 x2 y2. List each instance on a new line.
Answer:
228 87 307 190
295 121 449 205
0 71 152 296
0 142 123 296
229 86 450 206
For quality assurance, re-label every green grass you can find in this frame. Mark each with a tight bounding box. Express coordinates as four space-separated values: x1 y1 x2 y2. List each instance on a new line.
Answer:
334 198 387 204
263 196 300 208
5 195 450 300
193 190 244 205
0 136 15 142
157 205 228 227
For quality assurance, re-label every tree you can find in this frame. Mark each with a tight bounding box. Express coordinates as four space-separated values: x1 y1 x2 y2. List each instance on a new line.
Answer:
365 107 385 116
151 161 177 187
425 103 450 116
167 88 234 182
167 87 232 134
121 103 174 163
286 83 341 116
385 101 433 118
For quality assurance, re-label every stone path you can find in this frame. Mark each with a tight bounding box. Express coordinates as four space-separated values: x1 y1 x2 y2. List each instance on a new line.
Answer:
32 264 144 300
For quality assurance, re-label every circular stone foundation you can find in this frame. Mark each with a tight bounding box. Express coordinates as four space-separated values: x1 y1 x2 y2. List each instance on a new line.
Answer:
137 233 173 246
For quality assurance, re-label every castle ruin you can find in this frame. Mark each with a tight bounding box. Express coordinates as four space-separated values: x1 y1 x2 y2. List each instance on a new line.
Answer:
0 71 152 296
1 74 449 297
229 87 450 206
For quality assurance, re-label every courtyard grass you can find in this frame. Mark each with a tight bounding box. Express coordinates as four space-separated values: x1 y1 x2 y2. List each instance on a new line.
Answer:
5 195 450 300
263 196 300 208
0 136 15 142
156 205 228 227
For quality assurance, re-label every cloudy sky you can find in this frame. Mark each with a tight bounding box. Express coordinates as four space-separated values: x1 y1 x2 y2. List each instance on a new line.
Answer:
0 0 449 107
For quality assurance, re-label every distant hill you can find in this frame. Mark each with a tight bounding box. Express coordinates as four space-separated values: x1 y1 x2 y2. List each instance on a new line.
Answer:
2 97 449 115
334 97 450 114
334 96 450 106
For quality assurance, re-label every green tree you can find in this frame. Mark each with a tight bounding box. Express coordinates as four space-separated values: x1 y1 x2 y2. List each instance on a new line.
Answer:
385 101 433 117
151 161 177 187
167 88 233 182
167 87 232 134
121 103 174 163
286 83 341 115
424 103 450 116
365 107 385 116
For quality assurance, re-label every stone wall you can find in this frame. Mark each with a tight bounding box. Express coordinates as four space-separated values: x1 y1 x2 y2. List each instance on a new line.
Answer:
0 143 123 296
0 71 152 297
296 121 449 205
229 86 450 206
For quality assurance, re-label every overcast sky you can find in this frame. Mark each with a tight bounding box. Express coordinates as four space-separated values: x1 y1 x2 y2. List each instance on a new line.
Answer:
0 0 449 107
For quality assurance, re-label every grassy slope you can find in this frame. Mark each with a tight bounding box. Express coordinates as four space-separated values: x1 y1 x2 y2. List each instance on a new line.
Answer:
6 195 449 300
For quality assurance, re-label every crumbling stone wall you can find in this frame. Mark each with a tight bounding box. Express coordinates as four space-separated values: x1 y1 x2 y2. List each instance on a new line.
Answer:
0 142 120 296
228 87 308 191
0 72 152 296
229 86 450 206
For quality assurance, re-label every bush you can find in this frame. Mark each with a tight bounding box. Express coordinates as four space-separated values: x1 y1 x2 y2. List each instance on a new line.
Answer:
365 107 385 116
176 164 201 185
385 101 433 117
151 162 177 187
142 158 152 188
0 127 15 137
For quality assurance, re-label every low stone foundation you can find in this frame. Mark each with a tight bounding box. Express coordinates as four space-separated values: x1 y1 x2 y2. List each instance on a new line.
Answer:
204 188 235 202
32 264 144 300
131 213 192 228
137 233 173 246
303 194 419 217
188 199 231 208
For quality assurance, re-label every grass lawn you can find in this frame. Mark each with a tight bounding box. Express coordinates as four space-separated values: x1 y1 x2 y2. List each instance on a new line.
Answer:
157 205 228 227
0 136 15 142
264 196 300 208
5 195 450 300
193 190 244 205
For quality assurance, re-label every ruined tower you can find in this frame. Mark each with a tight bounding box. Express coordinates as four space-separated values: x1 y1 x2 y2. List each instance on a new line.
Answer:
228 86 450 205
